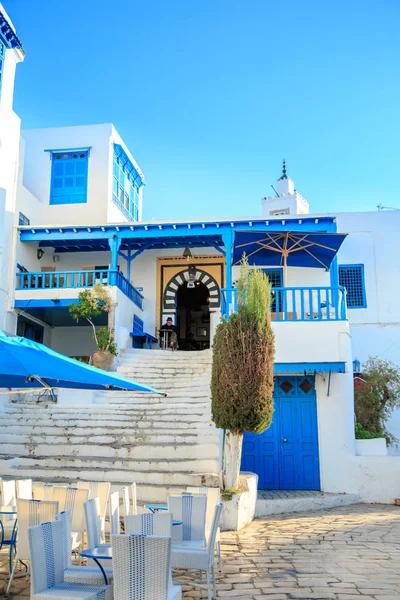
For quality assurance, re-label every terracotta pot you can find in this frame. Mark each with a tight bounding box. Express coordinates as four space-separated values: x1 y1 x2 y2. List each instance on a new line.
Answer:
92 350 114 371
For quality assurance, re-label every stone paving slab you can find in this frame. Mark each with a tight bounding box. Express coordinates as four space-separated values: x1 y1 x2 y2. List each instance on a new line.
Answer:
2 504 400 598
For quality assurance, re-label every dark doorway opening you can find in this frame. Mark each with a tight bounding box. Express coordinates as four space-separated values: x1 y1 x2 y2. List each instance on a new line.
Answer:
176 282 210 350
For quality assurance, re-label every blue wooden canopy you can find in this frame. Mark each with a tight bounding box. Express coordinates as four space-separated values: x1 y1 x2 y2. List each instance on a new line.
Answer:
233 231 347 269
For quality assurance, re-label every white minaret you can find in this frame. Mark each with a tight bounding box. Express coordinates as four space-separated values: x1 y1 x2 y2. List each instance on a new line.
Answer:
261 161 310 217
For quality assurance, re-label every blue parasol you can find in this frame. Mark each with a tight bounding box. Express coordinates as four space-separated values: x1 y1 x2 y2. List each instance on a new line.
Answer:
0 332 164 394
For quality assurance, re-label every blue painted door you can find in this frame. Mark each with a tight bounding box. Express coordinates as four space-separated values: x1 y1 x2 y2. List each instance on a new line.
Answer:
241 376 320 490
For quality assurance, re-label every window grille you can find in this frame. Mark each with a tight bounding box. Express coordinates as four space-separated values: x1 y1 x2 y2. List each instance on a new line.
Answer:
339 264 366 308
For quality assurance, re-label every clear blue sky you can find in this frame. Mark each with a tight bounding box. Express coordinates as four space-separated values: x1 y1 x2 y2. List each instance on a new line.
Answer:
4 0 400 221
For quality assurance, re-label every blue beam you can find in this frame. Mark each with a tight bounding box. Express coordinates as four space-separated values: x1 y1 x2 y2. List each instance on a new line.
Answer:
19 217 337 243
15 299 78 308
274 362 346 374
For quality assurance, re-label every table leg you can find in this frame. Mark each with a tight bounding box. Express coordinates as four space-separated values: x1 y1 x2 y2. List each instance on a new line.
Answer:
92 557 108 585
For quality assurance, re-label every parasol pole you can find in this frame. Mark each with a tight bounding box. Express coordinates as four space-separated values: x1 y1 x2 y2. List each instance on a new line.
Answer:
283 232 289 287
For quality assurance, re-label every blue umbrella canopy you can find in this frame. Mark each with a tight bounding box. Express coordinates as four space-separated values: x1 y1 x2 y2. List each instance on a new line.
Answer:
233 231 347 283
0 332 164 394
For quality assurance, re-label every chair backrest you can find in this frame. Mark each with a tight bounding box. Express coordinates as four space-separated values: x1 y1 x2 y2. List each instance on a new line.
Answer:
205 503 223 567
186 487 221 526
40 266 56 272
130 483 137 515
112 534 172 600
109 490 120 535
168 494 207 541
32 482 54 501
121 487 130 517
56 510 73 568
77 481 110 522
1 479 16 507
84 497 102 548
29 520 65 594
124 513 173 537
53 487 88 533
16 479 33 500
16 498 59 559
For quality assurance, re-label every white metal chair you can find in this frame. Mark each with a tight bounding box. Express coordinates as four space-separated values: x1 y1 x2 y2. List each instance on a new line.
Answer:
84 499 105 550
84 499 110 571
1 478 16 507
109 490 120 535
16 479 33 499
130 482 138 515
171 503 223 600
7 498 59 594
0 479 17 552
186 486 222 569
121 487 130 518
168 494 207 542
57 510 113 585
32 482 54 501
112 534 181 600
28 519 112 599
78 482 110 540
53 486 89 552
124 512 173 537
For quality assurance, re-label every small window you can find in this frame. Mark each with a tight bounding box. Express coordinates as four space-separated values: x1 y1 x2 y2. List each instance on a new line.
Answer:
49 151 89 205
339 264 367 308
18 212 30 226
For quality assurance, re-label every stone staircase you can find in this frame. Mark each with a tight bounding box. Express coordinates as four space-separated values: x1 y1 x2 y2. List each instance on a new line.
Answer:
0 349 221 502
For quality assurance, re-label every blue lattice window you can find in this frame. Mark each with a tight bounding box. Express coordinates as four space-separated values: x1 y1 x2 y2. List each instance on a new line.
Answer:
339 264 367 308
18 212 30 226
0 38 5 98
112 144 141 221
261 268 283 311
49 151 89 205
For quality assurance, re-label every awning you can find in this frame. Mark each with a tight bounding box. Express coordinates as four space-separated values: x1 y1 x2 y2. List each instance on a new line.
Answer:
233 231 348 284
274 362 346 375
0 332 165 394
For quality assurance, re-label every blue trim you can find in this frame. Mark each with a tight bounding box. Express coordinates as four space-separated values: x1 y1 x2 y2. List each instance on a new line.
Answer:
49 151 89 205
0 37 5 98
19 216 338 246
338 264 367 309
274 362 346 374
44 147 92 155
15 299 78 308
0 11 23 49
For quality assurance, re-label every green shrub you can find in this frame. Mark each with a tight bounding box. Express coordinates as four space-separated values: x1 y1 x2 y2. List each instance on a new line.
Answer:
355 357 400 444
211 258 275 434
354 422 385 440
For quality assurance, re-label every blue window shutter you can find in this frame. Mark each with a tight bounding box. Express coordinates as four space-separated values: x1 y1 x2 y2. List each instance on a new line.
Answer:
339 264 367 308
50 151 89 205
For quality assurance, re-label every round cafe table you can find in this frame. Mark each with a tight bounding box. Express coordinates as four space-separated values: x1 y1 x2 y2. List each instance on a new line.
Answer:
144 503 168 513
81 520 183 584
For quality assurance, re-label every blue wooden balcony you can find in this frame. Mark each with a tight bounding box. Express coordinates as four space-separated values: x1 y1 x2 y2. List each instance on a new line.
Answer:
15 269 144 310
221 286 347 321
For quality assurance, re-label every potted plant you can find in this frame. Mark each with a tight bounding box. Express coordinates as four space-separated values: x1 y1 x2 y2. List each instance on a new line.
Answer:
354 357 400 455
211 257 275 491
69 284 118 371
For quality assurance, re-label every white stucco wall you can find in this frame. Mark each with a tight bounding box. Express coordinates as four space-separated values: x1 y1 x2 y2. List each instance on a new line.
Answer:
19 123 144 228
0 29 24 335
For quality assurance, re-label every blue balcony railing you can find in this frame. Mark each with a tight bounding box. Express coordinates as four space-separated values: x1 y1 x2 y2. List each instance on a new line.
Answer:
221 286 347 322
16 269 144 311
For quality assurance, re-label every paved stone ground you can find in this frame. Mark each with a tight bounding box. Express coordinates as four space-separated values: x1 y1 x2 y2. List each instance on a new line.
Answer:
258 490 332 500
1 504 400 599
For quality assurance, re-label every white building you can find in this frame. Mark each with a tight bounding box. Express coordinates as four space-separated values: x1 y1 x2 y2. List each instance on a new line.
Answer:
0 6 400 506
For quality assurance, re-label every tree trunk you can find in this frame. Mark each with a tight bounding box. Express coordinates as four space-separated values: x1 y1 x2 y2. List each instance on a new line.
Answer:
225 430 243 489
